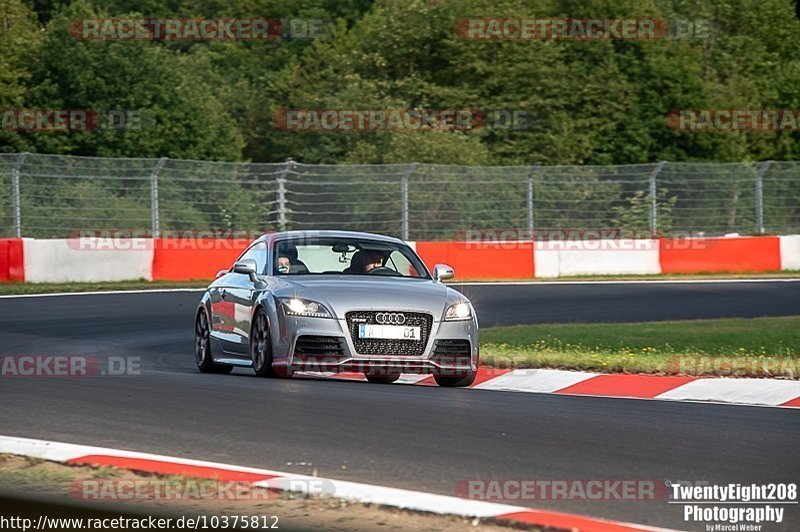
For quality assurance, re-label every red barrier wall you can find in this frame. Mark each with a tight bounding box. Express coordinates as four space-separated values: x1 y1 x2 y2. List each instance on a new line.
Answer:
415 241 534 279
151 239 248 281
660 236 781 273
0 239 24 282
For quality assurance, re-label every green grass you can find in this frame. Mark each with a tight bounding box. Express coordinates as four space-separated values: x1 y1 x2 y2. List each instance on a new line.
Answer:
1 270 798 296
480 316 800 378
0 280 208 295
447 270 800 283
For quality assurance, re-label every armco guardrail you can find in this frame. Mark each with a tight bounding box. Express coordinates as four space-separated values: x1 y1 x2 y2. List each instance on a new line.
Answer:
2 154 800 240
2 235 798 283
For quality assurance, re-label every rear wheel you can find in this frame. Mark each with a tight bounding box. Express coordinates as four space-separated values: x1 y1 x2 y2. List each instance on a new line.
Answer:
195 308 232 374
434 371 476 387
250 308 277 377
365 373 400 384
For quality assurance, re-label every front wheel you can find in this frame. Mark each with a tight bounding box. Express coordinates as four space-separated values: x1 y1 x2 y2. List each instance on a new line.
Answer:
250 308 277 377
434 371 476 387
195 308 232 374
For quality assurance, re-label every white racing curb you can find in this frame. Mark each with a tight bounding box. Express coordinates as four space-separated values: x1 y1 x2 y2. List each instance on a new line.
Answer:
0 435 674 531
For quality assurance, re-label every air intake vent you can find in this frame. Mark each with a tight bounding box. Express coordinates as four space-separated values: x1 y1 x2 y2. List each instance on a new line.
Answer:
294 336 345 357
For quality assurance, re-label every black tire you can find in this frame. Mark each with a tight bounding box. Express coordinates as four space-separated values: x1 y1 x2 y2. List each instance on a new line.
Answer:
365 373 400 384
434 371 477 387
195 308 233 374
250 308 276 377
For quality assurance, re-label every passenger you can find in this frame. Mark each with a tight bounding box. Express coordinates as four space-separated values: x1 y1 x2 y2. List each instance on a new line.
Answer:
276 256 291 274
277 246 309 274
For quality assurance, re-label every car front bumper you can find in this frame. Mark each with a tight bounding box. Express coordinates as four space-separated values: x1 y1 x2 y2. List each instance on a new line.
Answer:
275 313 479 376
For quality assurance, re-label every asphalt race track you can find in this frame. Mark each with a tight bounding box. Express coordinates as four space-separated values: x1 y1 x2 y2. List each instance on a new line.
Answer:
1 281 799 530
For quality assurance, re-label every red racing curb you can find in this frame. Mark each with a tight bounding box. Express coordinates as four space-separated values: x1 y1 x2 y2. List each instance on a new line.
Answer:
66 455 277 482
781 397 800 407
556 374 697 398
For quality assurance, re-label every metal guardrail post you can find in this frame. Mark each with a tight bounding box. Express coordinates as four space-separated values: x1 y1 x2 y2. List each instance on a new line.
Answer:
12 152 28 238
526 164 540 239
150 157 167 238
648 161 666 236
755 160 772 235
277 159 293 231
401 162 417 241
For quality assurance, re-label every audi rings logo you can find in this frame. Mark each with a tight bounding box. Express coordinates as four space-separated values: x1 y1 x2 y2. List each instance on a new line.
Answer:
375 312 406 325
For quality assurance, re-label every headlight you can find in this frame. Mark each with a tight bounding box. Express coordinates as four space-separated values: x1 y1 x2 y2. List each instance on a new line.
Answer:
444 302 472 321
279 297 333 319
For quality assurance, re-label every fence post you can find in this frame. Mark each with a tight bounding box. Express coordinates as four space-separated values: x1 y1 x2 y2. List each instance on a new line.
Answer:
648 161 666 236
150 157 167 238
401 162 417 241
755 160 772 235
526 164 540 239
11 152 28 238
277 158 293 231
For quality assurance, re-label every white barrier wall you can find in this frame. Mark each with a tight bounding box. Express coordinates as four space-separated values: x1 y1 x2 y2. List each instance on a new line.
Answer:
779 235 800 271
23 238 154 283
534 239 661 278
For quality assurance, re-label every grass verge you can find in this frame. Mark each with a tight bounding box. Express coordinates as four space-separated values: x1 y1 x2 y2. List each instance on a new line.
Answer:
480 316 800 378
0 454 521 531
0 280 208 295
451 270 800 283
1 271 798 295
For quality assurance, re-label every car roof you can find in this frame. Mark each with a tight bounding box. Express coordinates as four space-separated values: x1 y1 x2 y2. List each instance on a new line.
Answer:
259 230 407 246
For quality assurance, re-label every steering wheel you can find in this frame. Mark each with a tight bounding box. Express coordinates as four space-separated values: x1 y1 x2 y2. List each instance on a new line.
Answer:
368 266 400 276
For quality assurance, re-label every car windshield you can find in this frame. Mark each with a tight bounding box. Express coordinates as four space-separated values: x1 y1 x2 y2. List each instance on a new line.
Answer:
272 237 430 279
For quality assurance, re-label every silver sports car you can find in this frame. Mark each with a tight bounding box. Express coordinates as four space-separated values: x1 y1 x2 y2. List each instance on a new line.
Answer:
194 230 479 386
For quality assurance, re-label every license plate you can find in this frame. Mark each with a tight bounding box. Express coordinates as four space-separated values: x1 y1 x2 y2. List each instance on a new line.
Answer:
358 324 421 341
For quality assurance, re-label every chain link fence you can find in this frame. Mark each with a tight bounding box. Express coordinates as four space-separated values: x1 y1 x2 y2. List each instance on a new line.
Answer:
1 153 798 240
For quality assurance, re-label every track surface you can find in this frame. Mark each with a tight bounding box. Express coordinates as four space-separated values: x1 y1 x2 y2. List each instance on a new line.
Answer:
1 282 799 530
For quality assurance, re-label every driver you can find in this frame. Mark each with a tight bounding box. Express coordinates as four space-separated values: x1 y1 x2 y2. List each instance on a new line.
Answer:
349 250 385 273
362 251 384 273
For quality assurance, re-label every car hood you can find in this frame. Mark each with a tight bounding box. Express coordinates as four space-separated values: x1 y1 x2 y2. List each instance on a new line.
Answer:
271 276 456 319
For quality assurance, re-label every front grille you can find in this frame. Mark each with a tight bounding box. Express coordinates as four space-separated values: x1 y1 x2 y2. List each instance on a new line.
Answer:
432 339 472 367
294 335 345 358
346 311 433 356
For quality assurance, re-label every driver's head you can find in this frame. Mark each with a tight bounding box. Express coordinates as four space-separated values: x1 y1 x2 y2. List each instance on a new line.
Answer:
360 250 384 273
281 246 299 262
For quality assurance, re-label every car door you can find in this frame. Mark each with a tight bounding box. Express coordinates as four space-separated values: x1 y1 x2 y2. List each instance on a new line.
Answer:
224 241 268 356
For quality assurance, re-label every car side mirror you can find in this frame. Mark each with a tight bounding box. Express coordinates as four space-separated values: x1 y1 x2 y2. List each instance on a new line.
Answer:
233 259 259 283
433 264 455 282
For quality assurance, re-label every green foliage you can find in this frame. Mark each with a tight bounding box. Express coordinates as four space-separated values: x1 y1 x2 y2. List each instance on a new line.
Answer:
611 189 676 235
0 0 798 164
0 0 799 238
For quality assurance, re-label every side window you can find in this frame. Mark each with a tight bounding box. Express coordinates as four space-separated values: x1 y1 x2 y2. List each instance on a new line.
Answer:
387 250 415 276
237 242 268 274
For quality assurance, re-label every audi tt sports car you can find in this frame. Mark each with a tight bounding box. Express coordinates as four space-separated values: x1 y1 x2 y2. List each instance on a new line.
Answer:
194 230 479 386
